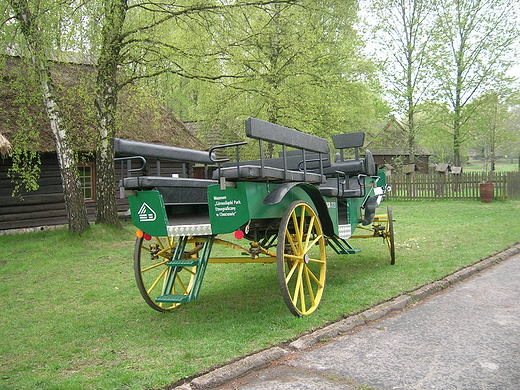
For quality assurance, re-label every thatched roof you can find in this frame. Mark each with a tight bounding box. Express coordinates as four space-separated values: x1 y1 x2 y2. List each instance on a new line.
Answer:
0 132 11 158
0 55 205 154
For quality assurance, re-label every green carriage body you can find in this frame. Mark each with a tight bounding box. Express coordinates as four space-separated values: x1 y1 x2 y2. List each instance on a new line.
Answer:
126 171 386 241
117 118 394 316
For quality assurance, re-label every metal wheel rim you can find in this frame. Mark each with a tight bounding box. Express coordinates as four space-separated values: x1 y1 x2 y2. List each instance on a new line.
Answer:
277 201 327 316
385 205 396 265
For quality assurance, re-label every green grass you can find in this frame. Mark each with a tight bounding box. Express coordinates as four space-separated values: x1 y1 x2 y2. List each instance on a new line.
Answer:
464 158 519 172
1 200 520 389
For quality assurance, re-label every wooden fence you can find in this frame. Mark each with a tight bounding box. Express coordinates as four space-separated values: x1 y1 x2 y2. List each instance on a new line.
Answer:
386 171 520 201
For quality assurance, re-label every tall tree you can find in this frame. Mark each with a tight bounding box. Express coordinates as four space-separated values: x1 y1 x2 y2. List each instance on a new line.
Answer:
94 0 126 227
159 0 385 154
91 0 299 224
368 0 434 164
466 92 519 170
431 0 519 166
6 0 90 234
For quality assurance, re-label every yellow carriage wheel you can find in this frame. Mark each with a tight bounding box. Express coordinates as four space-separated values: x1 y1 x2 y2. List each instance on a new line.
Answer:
134 235 198 312
381 205 395 265
373 205 396 265
277 201 327 316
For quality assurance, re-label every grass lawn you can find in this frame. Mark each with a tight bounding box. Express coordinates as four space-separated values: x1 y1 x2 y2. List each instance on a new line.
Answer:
464 158 519 172
1 200 520 389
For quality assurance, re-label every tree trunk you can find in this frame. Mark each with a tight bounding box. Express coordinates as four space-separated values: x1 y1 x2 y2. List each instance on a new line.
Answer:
9 0 90 234
94 0 127 227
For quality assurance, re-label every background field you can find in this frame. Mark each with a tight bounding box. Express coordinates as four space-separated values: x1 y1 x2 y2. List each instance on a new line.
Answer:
1 200 519 390
464 157 520 172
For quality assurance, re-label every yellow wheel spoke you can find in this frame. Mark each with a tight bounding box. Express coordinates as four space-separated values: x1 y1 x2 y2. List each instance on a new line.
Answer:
298 208 307 242
284 260 299 284
291 263 303 307
287 233 299 255
307 255 326 264
291 212 301 242
303 215 315 251
304 235 322 253
297 264 306 310
141 260 169 273
174 273 189 295
154 236 165 250
305 265 323 287
146 266 168 295
303 266 316 306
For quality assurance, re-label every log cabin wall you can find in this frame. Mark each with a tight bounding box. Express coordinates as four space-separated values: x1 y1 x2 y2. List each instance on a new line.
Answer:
0 153 121 233
1 153 204 234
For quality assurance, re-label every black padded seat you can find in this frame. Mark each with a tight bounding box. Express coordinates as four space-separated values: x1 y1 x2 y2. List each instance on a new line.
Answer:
318 178 364 198
213 165 325 184
222 152 330 172
323 150 376 177
364 150 376 176
121 176 217 205
323 160 365 176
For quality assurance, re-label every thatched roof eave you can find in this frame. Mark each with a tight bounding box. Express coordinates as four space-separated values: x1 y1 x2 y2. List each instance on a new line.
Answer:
0 132 12 158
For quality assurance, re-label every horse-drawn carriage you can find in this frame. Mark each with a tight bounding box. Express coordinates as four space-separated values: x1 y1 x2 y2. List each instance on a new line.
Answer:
115 117 394 316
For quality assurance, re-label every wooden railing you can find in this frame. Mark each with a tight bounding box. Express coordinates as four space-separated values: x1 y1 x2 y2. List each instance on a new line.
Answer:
386 171 520 201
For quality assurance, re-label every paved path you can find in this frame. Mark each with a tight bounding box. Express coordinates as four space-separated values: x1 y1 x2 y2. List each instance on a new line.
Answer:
175 244 520 390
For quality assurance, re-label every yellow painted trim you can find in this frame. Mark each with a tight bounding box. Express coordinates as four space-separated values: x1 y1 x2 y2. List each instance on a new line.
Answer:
208 257 276 264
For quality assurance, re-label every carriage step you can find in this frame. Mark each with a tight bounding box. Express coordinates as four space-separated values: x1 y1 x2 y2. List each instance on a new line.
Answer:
166 259 200 267
155 294 191 304
328 236 362 255
340 248 362 254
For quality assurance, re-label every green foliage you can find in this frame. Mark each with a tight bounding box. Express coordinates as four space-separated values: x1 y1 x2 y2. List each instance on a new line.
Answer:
465 92 519 165
365 0 520 166
2 56 44 195
141 1 388 146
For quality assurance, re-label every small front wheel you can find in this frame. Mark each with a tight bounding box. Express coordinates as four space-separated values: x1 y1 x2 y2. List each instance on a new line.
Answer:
134 236 198 312
383 205 395 265
277 201 327 316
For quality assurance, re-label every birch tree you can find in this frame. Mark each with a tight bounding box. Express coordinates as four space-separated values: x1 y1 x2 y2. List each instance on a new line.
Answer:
94 0 125 226
6 0 90 234
368 0 435 164
431 0 519 166
467 92 519 170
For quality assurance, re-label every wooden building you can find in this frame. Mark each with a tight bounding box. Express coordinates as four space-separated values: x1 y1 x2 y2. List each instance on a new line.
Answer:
0 55 204 234
366 118 431 174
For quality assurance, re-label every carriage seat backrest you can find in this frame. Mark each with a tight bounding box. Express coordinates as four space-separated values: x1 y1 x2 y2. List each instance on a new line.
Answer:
332 132 365 150
324 132 377 177
213 118 329 184
245 117 330 155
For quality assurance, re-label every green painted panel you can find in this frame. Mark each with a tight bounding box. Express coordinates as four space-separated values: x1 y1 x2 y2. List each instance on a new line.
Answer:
377 168 387 187
324 197 338 232
207 183 251 234
208 182 315 234
128 191 168 236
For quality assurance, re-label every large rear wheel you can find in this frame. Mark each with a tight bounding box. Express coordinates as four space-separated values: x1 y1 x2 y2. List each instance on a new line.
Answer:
277 201 327 316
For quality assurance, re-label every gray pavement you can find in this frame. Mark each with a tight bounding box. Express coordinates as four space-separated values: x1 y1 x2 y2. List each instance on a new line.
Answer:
174 243 520 390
